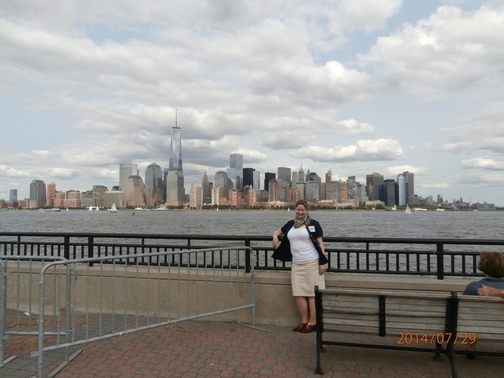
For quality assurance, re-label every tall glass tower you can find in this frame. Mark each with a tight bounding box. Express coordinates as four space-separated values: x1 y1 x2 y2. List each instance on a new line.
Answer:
166 114 185 206
227 153 243 190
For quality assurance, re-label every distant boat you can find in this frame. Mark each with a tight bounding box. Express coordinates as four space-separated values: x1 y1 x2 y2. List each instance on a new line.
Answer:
110 203 117 213
436 208 445 212
88 206 99 211
66 208 69 211
46 208 61 212
405 205 411 214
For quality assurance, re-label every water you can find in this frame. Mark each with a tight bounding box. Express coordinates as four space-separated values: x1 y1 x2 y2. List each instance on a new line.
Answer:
0 209 502 240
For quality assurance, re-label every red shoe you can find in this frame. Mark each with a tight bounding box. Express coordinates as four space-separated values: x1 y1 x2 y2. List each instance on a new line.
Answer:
299 324 316 333
292 322 306 332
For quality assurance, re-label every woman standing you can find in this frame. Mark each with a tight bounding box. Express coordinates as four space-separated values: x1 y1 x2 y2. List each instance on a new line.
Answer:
272 200 328 333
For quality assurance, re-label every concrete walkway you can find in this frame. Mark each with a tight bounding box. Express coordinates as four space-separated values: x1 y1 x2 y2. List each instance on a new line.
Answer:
1 320 502 378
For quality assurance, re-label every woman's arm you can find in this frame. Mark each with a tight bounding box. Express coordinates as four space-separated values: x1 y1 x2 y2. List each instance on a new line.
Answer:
272 229 283 249
477 285 504 298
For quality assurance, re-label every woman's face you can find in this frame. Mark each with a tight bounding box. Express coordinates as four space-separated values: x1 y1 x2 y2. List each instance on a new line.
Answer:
295 204 308 220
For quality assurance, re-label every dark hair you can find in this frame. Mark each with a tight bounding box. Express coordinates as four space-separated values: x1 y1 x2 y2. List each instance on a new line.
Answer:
294 200 309 210
478 252 504 278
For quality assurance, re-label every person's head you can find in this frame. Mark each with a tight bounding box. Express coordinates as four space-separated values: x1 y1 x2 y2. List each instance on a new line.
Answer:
478 252 504 278
294 200 309 220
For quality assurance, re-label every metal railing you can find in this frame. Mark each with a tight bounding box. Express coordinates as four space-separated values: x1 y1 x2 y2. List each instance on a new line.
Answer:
1 247 256 377
2 232 504 279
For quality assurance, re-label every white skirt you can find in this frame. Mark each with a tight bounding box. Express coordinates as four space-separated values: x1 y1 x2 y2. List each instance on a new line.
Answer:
291 258 325 297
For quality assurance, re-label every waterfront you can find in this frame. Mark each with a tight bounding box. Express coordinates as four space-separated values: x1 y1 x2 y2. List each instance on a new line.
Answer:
1 209 503 240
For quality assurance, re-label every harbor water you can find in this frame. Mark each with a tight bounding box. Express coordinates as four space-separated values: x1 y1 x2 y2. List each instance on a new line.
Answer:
1 209 503 240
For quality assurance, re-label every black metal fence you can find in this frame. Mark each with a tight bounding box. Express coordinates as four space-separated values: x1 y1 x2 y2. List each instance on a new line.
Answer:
2 232 504 279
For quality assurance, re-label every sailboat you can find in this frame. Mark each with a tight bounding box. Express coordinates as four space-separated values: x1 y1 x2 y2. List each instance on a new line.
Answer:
405 204 411 214
110 203 117 213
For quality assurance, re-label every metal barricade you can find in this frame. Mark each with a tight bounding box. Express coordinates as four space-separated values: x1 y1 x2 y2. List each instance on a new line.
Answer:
0 256 68 367
27 247 255 378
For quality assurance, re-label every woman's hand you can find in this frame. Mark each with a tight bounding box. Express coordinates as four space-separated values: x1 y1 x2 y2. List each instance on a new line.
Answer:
272 236 279 249
319 264 327 275
272 231 281 249
477 285 504 297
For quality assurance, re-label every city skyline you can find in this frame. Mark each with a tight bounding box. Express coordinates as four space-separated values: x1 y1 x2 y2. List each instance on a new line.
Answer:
1 2 504 205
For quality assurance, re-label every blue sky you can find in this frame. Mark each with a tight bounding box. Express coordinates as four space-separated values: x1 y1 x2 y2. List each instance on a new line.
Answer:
1 0 504 205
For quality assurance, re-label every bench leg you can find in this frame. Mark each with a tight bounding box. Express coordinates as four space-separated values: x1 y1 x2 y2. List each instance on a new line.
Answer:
432 342 443 362
315 329 324 374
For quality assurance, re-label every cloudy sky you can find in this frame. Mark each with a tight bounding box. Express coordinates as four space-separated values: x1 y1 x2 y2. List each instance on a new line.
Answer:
1 0 504 205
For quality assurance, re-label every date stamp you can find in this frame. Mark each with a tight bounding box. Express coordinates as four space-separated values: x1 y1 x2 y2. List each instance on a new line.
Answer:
397 332 477 345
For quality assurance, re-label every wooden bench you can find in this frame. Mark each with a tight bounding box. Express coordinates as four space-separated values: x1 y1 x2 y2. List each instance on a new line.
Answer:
314 287 504 377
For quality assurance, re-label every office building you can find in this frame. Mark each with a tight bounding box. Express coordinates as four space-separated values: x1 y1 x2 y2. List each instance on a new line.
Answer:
264 173 276 192
382 179 396 206
9 189 18 202
366 173 384 201
92 185 108 208
214 171 229 198
253 170 261 191
397 174 406 206
124 175 146 207
298 166 305 182
189 185 203 209
326 182 339 202
29 180 46 208
325 170 332 183
166 117 185 206
227 153 243 190
305 181 320 202
243 168 255 188
119 164 138 191
277 167 291 184
268 178 279 202
202 172 211 204
145 163 164 207
46 182 56 207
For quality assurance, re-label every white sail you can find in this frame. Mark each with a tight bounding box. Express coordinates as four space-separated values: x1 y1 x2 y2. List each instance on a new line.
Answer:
110 203 117 213
405 204 411 214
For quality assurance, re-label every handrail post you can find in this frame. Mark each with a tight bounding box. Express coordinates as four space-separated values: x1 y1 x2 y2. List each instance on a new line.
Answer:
436 242 444 280
64 235 70 260
88 236 94 266
245 239 251 273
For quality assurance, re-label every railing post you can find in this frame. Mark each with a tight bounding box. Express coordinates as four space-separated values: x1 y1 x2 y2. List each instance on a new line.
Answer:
436 242 444 280
244 239 251 273
64 235 70 260
88 236 94 267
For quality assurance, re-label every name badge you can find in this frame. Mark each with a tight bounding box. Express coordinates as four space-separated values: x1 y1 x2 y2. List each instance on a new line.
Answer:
308 226 315 232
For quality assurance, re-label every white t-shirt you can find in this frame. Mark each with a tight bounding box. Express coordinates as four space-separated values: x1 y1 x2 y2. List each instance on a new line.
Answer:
287 226 319 262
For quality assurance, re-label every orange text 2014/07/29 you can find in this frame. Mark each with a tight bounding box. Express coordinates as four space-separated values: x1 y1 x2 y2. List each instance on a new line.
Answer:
397 332 477 345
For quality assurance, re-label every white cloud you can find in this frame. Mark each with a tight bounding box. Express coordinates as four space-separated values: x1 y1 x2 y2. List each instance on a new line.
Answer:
320 118 375 135
385 165 427 176
292 139 404 162
0 165 35 178
462 157 504 170
360 4 504 96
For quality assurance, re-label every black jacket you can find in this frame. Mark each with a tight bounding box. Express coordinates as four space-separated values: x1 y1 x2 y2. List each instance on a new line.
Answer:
272 219 328 265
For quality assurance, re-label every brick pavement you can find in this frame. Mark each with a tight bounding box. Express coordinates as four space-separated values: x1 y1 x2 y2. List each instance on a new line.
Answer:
1 321 502 377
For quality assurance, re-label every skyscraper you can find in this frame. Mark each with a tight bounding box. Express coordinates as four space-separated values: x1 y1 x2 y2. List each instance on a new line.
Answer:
145 163 164 206
29 180 46 208
277 167 291 184
227 153 243 190
119 164 138 191
202 172 211 204
243 168 255 188
264 172 276 192
166 114 185 206
9 189 18 202
366 173 384 201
